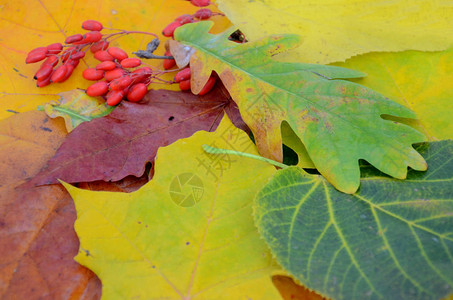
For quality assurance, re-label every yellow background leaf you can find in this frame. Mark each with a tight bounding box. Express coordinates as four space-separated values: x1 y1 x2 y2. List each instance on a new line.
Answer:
334 48 453 141
216 0 453 64
65 115 282 299
0 0 230 121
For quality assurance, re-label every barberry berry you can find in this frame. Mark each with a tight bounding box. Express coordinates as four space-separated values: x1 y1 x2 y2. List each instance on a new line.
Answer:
65 34 84 44
94 50 114 61
82 68 105 81
110 76 132 90
47 43 63 54
127 83 147 102
37 76 52 87
96 61 116 71
190 0 211 7
179 79 191 91
34 64 53 81
162 51 176 70
90 41 109 53
106 90 125 106
108 47 128 61
174 68 191 83
194 8 212 20
43 56 59 67
51 65 68 83
82 20 103 32
198 76 216 95
162 21 181 37
87 81 109 96
120 58 141 68
104 68 126 81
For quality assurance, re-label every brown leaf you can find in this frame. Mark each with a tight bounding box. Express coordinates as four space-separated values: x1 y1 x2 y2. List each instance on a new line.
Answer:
0 111 101 299
27 86 247 186
273 275 327 300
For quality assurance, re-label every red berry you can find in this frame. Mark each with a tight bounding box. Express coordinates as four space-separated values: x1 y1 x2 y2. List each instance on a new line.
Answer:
87 81 109 96
104 68 126 82
83 68 105 81
162 51 176 69
198 76 216 95
37 76 52 87
70 51 85 60
84 31 103 43
194 8 212 20
34 64 53 81
162 21 181 37
106 90 125 106
61 64 74 82
61 47 75 62
131 67 152 84
120 57 141 68
47 43 63 54
43 56 59 67
107 47 128 61
96 61 116 71
94 50 114 61
26 47 48 63
179 79 191 91
174 68 191 83
175 14 192 22
110 76 132 91
67 59 80 68
163 58 176 70
127 83 147 102
90 41 109 53
51 65 68 83
82 20 103 31
28 47 48 55
65 34 84 44
26 51 47 64
190 0 211 7
179 15 194 25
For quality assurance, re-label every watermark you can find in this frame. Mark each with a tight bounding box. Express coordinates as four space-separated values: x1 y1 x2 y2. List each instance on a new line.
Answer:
169 173 204 207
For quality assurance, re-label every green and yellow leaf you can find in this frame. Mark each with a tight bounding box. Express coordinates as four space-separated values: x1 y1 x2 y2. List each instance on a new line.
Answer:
255 140 453 300
40 89 114 132
173 22 426 193
64 115 282 299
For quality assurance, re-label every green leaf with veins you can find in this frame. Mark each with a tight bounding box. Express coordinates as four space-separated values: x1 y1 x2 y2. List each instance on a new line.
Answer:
40 89 114 132
173 21 427 194
254 140 453 300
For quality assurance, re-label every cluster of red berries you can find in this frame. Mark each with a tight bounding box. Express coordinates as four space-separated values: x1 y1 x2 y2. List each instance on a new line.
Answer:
83 46 153 105
26 4 225 106
160 5 220 95
162 8 218 39
26 20 107 87
26 20 166 106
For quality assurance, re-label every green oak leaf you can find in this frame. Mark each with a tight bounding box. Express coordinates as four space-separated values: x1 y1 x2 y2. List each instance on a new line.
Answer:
173 21 427 194
254 140 453 300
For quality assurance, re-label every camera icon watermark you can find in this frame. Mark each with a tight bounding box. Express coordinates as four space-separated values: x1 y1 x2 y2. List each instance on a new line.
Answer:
169 173 204 207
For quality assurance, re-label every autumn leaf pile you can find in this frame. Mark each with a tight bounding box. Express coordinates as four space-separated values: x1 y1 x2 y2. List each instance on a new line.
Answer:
1 1 452 300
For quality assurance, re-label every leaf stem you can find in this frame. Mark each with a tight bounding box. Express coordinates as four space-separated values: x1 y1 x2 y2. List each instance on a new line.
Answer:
202 145 288 169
